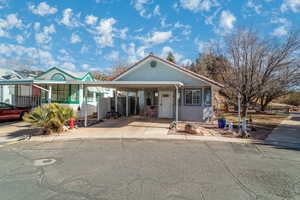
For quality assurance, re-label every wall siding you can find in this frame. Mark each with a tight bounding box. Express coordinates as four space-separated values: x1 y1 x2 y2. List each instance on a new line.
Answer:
117 58 210 87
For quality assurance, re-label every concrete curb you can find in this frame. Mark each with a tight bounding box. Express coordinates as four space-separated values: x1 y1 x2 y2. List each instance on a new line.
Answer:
24 133 259 144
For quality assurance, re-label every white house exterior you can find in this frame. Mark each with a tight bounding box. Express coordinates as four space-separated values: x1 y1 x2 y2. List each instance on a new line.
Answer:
34 67 111 117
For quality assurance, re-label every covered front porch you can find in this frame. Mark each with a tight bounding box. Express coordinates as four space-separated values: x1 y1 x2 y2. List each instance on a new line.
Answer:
105 81 183 123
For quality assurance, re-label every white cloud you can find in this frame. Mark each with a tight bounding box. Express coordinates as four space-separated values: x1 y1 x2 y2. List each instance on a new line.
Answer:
35 24 56 44
180 0 219 12
33 22 40 31
85 15 98 25
0 29 8 37
153 5 161 16
16 35 24 43
272 26 288 37
80 45 89 53
119 27 128 39
132 0 152 18
94 18 116 47
44 24 55 34
0 13 23 30
0 43 58 69
60 8 80 27
195 39 209 52
281 0 300 13
70 33 81 43
181 59 192 66
139 31 172 45
106 50 119 61
174 22 192 35
82 64 90 70
121 42 147 63
218 10 236 33
29 2 57 16
246 0 262 14
62 62 76 70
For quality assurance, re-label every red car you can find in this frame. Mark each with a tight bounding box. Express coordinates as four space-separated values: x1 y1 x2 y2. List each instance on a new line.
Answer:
0 103 31 121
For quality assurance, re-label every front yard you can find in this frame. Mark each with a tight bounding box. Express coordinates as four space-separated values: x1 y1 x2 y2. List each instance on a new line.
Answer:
220 112 288 139
171 112 289 140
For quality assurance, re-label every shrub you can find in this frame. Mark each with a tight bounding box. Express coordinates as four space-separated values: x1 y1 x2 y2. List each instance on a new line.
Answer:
23 103 76 134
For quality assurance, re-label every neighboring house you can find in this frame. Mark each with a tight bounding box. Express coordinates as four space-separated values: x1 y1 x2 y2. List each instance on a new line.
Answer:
33 66 111 117
0 68 36 105
111 54 223 122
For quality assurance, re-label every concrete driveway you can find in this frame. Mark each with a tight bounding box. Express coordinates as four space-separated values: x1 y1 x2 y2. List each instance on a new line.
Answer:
266 113 300 149
73 117 172 138
0 121 34 142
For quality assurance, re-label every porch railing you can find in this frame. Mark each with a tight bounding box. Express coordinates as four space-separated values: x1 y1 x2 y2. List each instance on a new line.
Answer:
12 95 41 107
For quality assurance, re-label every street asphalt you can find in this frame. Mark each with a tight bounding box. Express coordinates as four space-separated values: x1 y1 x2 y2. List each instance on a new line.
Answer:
0 139 300 200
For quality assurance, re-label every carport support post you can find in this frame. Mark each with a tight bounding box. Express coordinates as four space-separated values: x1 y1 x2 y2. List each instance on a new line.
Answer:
115 89 118 113
84 86 88 127
126 92 129 117
175 86 178 122
48 85 52 103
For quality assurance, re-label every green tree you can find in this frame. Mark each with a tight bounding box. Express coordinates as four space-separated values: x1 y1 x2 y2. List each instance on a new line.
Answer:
166 52 176 63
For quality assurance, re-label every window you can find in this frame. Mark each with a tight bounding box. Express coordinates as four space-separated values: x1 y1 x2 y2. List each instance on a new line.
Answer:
184 89 202 105
41 84 79 104
53 85 69 102
51 73 66 81
87 91 94 102
70 85 79 101
204 88 212 105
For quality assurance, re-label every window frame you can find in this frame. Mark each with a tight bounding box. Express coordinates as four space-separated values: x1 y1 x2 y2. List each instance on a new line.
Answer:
184 88 202 106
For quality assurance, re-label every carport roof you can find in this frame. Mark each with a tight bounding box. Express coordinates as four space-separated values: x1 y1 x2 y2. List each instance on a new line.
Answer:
0 79 184 88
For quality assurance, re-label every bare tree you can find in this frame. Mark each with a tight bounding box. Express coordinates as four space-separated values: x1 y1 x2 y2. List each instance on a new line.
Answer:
215 29 300 116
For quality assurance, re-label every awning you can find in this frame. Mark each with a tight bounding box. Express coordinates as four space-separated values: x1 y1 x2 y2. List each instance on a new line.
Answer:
0 80 184 89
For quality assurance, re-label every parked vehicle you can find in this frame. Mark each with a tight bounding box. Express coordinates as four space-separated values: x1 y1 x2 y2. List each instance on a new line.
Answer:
0 102 31 121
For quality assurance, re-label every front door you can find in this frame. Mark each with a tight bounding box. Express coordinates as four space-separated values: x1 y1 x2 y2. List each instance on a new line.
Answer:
159 91 173 118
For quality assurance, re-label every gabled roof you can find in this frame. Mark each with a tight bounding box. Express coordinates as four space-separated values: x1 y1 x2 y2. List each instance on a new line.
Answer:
34 66 94 81
112 54 224 88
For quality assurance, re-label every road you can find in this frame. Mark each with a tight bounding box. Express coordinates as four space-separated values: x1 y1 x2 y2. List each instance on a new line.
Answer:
0 139 300 200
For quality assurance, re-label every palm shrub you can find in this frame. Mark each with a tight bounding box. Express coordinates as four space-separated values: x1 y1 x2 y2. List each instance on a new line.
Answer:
23 103 76 134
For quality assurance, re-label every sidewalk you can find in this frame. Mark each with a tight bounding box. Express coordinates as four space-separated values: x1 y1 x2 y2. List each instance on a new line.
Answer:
265 113 300 149
26 129 256 144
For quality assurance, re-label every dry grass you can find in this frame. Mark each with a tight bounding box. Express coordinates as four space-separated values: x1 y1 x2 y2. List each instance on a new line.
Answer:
217 112 288 139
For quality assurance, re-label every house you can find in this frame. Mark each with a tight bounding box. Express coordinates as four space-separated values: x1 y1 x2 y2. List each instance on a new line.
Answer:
0 68 37 105
110 53 223 122
33 66 110 117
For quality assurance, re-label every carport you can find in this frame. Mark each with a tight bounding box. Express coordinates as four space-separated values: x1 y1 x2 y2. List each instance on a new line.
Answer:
0 79 183 127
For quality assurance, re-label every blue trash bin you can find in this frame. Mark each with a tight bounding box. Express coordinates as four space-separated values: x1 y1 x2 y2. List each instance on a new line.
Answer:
218 119 226 129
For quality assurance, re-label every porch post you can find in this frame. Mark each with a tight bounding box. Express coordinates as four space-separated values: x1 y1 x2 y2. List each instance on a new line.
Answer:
48 85 52 103
135 91 138 115
175 85 179 123
115 89 118 112
126 92 129 117
84 86 88 127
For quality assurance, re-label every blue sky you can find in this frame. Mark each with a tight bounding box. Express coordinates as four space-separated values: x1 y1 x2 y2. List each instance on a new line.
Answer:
0 0 299 73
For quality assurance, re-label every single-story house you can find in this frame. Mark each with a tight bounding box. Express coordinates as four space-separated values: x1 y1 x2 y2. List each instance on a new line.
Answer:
33 66 112 117
109 53 223 122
